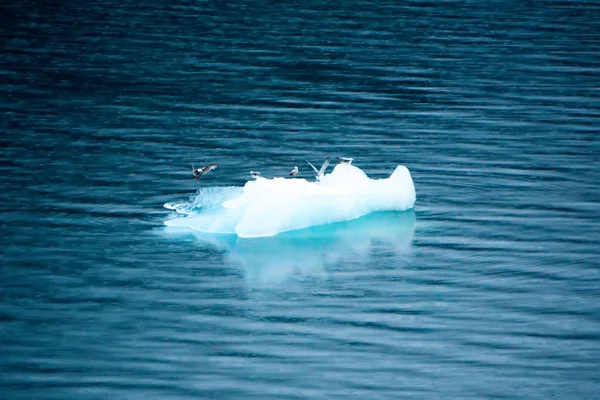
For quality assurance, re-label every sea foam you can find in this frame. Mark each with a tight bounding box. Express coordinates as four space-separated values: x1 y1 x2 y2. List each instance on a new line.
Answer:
164 164 416 238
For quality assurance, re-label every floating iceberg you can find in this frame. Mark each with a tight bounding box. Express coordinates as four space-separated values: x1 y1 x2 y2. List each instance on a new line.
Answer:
164 164 416 238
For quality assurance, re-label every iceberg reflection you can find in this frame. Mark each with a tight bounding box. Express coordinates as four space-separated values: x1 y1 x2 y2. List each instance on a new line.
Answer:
181 211 416 286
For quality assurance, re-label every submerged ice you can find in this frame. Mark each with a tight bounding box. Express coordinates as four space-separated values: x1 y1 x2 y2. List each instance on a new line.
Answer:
164 163 416 238
164 211 416 286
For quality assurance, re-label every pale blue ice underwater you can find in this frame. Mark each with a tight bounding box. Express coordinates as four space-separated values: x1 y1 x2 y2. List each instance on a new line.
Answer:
164 211 416 286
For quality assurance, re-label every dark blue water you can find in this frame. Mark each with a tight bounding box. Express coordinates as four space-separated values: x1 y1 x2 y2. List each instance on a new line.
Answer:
2 1 599 398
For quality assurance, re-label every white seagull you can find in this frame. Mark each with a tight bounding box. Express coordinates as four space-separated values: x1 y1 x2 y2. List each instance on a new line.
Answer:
336 157 353 165
306 157 330 181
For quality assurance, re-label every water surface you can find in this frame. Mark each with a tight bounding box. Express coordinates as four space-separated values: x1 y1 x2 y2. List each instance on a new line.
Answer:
1 1 599 398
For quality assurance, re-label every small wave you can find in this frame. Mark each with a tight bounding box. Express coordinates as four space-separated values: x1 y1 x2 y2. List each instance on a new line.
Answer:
164 186 243 214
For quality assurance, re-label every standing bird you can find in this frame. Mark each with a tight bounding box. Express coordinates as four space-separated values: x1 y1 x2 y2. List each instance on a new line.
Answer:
192 163 218 179
336 157 354 165
250 171 261 179
306 157 330 181
289 166 299 176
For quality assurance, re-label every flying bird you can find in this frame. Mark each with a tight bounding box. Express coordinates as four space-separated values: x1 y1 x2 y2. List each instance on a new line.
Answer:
306 157 330 181
192 163 218 179
289 166 299 176
250 171 261 179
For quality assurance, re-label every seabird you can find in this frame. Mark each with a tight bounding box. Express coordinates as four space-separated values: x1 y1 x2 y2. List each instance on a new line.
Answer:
250 171 261 179
336 157 354 165
192 163 218 179
306 157 330 181
289 166 299 176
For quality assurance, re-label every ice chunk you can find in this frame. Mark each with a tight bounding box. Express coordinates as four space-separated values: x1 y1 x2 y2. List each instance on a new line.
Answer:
164 164 416 238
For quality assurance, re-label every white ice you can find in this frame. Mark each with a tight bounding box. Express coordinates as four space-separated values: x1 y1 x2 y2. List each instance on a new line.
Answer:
164 163 416 238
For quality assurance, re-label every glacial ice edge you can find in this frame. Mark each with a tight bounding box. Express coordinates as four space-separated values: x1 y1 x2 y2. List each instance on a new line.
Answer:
164 163 416 238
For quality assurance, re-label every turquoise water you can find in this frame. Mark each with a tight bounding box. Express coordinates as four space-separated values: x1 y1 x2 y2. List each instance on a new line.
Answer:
1 1 599 398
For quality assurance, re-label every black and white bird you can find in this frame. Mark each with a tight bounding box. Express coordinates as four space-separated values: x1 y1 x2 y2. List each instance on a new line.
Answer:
289 166 299 176
192 163 218 179
307 157 330 181
336 157 354 165
250 171 261 179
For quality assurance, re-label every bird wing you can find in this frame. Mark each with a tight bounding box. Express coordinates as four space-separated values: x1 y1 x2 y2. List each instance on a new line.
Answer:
200 163 216 173
306 160 319 174
318 157 330 176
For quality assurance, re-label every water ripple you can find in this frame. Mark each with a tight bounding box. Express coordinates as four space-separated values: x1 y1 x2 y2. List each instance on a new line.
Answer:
2 0 599 398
